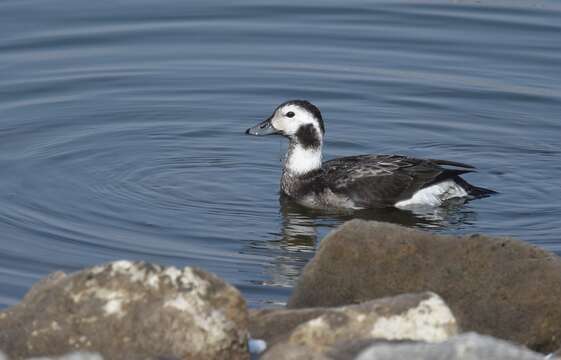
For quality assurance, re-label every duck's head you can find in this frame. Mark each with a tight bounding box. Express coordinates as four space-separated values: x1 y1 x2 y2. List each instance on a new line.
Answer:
246 100 325 149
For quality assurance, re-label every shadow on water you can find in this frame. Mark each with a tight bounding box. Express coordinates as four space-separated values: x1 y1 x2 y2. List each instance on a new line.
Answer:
243 193 479 299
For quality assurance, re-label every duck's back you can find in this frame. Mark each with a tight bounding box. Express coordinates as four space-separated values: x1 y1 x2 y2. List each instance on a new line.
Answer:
319 154 480 208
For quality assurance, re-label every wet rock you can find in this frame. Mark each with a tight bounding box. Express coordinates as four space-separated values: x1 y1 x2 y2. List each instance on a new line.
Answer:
288 220 561 352
260 292 457 359
355 332 546 360
0 261 248 360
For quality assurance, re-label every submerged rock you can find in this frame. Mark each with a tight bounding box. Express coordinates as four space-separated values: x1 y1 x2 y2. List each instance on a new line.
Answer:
288 219 561 352
259 292 458 359
0 261 248 360
355 332 546 360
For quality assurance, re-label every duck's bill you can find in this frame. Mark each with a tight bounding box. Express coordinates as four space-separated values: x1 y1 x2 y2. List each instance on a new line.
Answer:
245 117 280 136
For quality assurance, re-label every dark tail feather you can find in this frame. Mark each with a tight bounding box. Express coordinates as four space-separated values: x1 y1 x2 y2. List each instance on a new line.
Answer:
433 159 476 169
454 176 497 198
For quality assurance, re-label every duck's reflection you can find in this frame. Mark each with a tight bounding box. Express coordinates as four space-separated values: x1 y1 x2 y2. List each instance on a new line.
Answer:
245 194 478 298
279 193 477 234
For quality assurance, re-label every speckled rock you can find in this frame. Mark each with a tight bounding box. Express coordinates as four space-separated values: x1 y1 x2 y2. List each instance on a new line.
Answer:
355 332 546 360
0 261 248 360
260 292 458 359
249 307 329 347
288 220 561 352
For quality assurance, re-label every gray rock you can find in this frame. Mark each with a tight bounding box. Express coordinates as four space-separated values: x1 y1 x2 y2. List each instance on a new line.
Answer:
326 339 415 360
261 344 330 360
0 351 103 360
355 332 546 360
0 261 248 360
288 220 561 352
261 292 457 359
28 352 104 360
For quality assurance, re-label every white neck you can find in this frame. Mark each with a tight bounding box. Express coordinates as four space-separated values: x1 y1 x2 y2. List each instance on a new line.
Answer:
284 143 323 175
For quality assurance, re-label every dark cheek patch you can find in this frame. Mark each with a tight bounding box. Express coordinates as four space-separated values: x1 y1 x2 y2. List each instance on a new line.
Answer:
296 124 321 149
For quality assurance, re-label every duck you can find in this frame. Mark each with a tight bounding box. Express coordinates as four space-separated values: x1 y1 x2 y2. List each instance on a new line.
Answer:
245 100 495 210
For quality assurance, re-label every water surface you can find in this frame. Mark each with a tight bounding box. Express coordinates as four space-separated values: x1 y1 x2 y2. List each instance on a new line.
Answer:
1 0 560 307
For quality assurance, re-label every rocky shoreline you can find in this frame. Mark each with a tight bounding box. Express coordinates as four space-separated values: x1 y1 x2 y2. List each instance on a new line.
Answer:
1 219 560 359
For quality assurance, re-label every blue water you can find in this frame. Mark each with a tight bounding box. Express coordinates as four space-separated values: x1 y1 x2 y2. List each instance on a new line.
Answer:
1 0 560 307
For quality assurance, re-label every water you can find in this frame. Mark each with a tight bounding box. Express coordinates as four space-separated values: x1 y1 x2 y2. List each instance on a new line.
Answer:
1 0 560 308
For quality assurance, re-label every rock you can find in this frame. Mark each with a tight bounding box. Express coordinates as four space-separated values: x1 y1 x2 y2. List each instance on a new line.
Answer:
248 338 267 355
28 352 104 360
261 344 329 360
326 339 415 360
0 351 104 360
0 261 248 360
249 307 329 347
355 332 546 360
260 292 458 359
251 313 411 360
288 220 561 352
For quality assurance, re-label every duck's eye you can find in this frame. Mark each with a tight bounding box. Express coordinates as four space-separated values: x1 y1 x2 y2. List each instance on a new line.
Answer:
286 111 295 118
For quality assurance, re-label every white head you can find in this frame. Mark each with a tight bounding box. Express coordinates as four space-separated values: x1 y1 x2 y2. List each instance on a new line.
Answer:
246 100 326 175
246 100 325 146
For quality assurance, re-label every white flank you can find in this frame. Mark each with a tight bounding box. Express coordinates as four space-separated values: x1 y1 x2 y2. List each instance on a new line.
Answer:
395 180 468 208
285 144 322 175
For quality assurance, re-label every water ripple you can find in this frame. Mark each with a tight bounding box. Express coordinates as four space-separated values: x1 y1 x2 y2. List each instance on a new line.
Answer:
1 0 560 308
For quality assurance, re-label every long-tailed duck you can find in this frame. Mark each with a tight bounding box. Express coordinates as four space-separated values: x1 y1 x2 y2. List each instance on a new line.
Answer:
246 100 495 210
